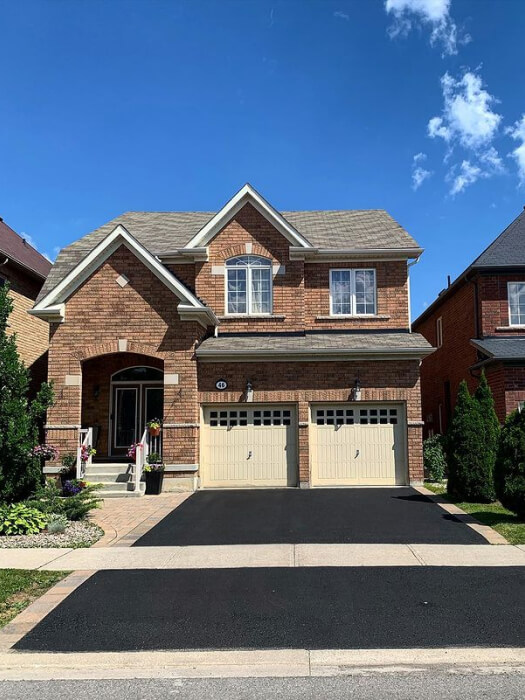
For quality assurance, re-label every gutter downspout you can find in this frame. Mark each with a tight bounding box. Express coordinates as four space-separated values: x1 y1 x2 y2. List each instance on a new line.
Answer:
407 256 421 332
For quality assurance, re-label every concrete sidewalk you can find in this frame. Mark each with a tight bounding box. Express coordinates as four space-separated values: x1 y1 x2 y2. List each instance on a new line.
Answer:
3 543 525 570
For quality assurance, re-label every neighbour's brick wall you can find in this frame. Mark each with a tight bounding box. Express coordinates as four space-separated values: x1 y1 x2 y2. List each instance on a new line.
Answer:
503 365 525 417
198 359 424 483
2 263 49 372
414 280 477 436
45 244 208 466
479 272 525 335
304 261 409 329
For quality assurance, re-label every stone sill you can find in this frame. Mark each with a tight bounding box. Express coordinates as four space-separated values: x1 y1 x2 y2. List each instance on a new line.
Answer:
218 315 286 321
495 326 525 332
315 315 391 321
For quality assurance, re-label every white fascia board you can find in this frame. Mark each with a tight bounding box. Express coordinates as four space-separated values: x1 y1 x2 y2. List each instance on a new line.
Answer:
196 347 436 362
185 184 313 250
33 226 213 323
28 304 65 323
289 247 424 261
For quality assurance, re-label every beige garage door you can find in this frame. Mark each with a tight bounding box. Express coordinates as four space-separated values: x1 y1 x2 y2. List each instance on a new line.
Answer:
311 404 407 486
201 405 298 488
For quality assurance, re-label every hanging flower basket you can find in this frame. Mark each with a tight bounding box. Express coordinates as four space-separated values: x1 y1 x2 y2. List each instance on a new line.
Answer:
147 419 162 437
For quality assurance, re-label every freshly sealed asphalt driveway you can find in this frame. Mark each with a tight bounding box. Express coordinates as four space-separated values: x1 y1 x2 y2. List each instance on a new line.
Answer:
133 488 486 546
15 566 525 651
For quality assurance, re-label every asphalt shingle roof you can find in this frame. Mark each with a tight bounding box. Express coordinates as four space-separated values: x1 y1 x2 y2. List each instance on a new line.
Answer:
0 219 51 279
473 209 525 268
471 337 525 360
196 331 433 356
37 209 420 303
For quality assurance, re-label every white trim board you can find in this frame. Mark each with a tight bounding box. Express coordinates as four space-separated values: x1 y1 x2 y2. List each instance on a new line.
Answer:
30 225 217 328
185 183 313 250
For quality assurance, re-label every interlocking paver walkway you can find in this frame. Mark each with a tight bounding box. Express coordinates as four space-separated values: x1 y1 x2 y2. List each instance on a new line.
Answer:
91 493 191 547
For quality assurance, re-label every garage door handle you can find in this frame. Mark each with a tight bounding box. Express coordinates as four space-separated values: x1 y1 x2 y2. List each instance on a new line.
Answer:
355 449 360 458
247 451 252 459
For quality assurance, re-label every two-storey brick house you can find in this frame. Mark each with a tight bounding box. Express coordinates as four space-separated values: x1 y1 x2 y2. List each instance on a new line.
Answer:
413 208 525 436
32 185 432 494
0 217 51 390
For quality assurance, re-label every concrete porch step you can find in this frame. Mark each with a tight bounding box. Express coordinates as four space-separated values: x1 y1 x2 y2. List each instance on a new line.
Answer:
85 463 133 475
99 488 145 498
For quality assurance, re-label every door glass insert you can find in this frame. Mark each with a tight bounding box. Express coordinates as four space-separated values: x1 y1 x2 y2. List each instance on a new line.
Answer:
145 387 163 425
114 388 137 448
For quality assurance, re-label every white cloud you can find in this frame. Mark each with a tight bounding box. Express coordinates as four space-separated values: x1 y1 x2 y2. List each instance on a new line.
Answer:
428 71 502 150
448 160 482 195
479 146 504 173
411 152 433 190
506 115 525 184
385 0 469 56
334 10 350 21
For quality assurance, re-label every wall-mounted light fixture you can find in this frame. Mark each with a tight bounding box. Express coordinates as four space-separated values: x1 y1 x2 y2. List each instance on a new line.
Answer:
353 375 362 402
245 380 254 403
93 384 100 399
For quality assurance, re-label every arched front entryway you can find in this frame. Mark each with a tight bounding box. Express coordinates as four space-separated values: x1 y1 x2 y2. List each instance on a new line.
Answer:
81 352 164 458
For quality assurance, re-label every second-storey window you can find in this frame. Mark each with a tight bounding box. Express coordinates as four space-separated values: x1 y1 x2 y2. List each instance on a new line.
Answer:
226 255 272 314
508 282 525 326
330 269 376 316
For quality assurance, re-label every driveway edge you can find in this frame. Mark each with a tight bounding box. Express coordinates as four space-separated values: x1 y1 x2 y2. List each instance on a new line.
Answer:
413 486 508 545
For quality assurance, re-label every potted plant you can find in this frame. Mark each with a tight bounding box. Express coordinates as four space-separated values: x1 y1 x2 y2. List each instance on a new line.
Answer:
31 444 60 462
143 452 164 495
59 453 76 488
147 418 162 437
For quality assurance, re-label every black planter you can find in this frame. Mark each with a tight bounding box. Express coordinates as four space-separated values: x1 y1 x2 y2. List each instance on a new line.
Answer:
144 471 164 495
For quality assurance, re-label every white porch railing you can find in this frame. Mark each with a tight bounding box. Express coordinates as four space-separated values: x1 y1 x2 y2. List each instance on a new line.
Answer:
132 428 162 492
76 427 93 479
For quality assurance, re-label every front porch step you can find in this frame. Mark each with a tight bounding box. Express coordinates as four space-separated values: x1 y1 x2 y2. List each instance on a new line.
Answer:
99 489 145 498
84 462 145 498
85 463 133 475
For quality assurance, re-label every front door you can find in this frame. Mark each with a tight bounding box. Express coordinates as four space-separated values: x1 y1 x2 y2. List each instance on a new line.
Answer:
111 384 163 455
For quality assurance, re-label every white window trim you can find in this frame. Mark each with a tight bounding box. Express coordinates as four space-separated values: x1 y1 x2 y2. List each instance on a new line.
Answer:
329 268 377 317
225 256 273 316
508 282 525 327
436 316 443 348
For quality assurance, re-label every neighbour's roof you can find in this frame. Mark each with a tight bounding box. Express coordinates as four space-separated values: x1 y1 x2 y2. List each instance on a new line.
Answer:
413 208 525 329
471 337 525 360
196 331 433 358
473 209 525 267
37 209 420 303
0 218 51 279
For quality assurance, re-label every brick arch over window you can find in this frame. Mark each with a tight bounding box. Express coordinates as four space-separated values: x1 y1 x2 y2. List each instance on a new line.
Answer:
219 243 275 261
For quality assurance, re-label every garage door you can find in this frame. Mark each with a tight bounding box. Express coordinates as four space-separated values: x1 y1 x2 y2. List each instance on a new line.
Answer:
311 404 407 486
201 405 298 488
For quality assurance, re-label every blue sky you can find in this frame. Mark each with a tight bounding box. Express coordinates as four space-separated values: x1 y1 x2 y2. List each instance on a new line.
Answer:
1 0 525 317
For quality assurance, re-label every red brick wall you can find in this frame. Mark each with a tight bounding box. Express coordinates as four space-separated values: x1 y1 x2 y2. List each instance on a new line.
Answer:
479 273 525 335
45 244 206 466
414 280 477 435
198 359 423 483
304 261 409 329
503 365 525 416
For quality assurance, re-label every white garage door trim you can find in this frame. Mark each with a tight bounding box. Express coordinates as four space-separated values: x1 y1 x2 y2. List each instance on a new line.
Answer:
310 402 407 486
200 404 298 488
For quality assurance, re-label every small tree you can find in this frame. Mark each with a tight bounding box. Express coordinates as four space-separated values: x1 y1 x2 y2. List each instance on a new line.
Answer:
474 370 500 495
0 283 54 502
494 409 525 518
423 434 447 482
446 380 495 502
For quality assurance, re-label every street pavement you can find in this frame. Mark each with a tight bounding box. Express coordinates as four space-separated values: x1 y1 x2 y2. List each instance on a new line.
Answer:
1 673 525 699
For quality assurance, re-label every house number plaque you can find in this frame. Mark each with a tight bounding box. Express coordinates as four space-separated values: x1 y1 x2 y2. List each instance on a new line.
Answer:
215 379 228 391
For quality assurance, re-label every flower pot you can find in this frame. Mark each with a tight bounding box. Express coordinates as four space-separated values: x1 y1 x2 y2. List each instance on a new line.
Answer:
148 427 161 437
144 471 164 495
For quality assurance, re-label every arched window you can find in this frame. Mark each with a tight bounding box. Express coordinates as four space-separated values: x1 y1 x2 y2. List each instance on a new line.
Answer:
111 366 163 382
225 255 272 315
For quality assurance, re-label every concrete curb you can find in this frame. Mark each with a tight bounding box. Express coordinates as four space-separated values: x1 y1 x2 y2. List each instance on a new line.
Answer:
0 648 524 680
413 486 509 545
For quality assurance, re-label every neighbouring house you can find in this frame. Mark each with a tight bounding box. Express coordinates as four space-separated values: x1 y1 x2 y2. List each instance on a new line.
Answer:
0 216 51 390
31 184 433 494
413 208 525 436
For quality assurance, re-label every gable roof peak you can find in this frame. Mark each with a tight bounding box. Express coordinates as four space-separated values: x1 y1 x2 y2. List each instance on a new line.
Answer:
184 183 313 250
472 208 525 268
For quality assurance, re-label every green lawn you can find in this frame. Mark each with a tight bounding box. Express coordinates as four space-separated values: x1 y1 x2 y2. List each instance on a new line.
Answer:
0 569 67 628
425 482 525 545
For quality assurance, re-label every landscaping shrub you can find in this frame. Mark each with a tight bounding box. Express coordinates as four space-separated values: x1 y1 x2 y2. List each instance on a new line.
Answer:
0 503 47 535
46 513 68 534
494 408 525 519
0 284 54 502
446 380 495 502
474 369 500 483
423 434 447 482
25 480 102 521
